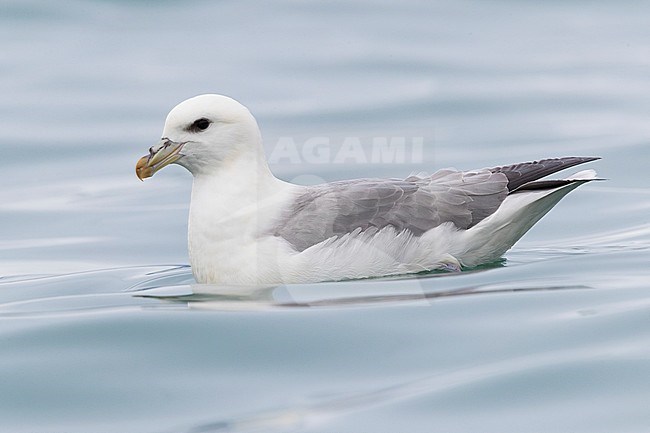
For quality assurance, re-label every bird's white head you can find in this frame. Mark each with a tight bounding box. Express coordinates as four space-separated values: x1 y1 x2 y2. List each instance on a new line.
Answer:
136 94 263 179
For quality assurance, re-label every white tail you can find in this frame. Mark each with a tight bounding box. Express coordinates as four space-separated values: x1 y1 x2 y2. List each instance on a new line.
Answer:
457 172 597 267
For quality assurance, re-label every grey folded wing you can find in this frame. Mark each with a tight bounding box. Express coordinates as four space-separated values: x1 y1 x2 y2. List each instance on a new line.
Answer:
272 156 600 252
273 169 509 251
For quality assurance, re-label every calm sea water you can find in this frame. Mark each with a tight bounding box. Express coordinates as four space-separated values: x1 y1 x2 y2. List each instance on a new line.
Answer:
1 1 650 432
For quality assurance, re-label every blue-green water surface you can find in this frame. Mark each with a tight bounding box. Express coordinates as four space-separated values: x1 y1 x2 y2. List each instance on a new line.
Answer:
1 1 649 432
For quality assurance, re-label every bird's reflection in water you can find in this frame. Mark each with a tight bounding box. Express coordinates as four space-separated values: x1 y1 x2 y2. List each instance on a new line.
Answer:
133 261 591 312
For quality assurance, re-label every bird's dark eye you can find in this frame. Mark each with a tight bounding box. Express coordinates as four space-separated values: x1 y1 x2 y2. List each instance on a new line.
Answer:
188 118 211 132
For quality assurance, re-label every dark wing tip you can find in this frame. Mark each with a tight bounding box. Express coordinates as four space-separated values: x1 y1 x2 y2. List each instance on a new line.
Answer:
490 156 601 192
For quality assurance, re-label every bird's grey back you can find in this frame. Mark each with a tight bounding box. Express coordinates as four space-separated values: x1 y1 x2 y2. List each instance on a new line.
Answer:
274 169 509 252
273 156 599 252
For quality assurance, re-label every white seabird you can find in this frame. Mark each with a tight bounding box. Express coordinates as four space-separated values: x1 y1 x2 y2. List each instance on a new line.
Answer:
136 94 600 285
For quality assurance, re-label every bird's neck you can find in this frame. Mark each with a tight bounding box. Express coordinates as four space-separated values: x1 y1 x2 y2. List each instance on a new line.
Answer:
190 151 281 217
186 152 297 282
